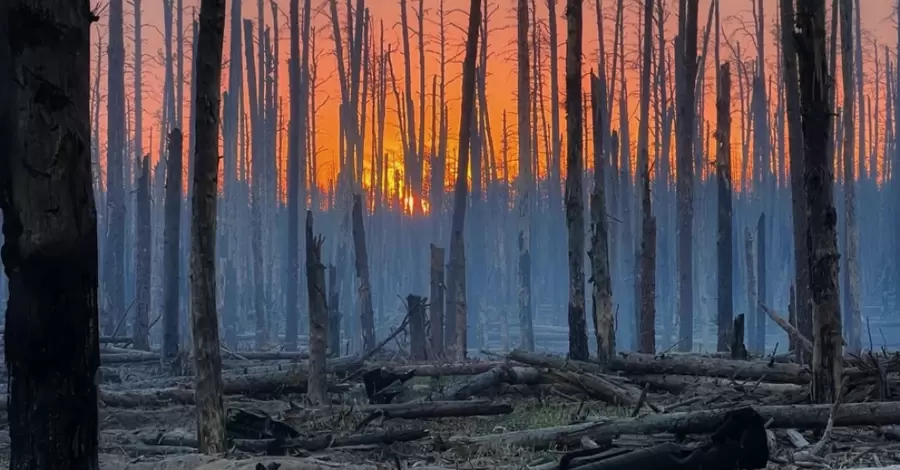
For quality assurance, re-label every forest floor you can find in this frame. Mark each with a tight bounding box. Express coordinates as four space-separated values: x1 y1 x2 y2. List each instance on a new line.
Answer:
1 338 900 470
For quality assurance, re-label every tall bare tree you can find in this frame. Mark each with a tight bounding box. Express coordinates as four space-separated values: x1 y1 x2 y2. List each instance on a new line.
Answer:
716 62 733 352
589 71 613 362
106 0 126 336
636 0 655 354
565 0 589 360
675 0 698 352
162 129 183 370
445 0 482 360
796 0 842 403
190 0 227 453
516 0 534 351
1 0 100 466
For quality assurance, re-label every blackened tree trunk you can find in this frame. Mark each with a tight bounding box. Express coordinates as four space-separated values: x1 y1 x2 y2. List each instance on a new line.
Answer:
589 73 613 362
134 154 152 351
780 0 811 353
516 0 534 351
190 0 227 452
716 62 733 353
163 129 183 370
796 0 842 403
565 0 589 360
675 0 698 352
351 194 376 350
106 0 126 336
1 1 100 466
444 0 481 360
430 244 445 356
306 211 328 404
636 0 655 355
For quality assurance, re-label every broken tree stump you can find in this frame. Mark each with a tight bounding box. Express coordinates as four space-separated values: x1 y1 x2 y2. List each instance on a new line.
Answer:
408 294 427 360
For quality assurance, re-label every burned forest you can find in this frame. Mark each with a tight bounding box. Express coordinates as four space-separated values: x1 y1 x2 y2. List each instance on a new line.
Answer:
6 0 900 468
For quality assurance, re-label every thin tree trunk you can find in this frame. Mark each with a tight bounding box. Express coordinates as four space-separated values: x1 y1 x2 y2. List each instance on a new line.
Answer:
796 0 842 403
351 194 376 350
716 63 733 353
305 212 328 404
135 154 152 351
106 0 126 337
445 0 482 360
190 0 227 452
1 2 100 465
589 72 614 362
430 244 445 357
565 0 589 360
516 0 534 351
163 129 183 370
635 0 655 355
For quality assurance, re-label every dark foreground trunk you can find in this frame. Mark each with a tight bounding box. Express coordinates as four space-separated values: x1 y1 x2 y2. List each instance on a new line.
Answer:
1 1 101 468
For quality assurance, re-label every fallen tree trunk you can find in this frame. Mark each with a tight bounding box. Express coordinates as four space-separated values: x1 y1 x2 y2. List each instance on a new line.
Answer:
386 362 508 376
440 365 513 400
234 428 428 453
628 374 805 395
607 353 810 384
448 402 900 450
359 400 513 419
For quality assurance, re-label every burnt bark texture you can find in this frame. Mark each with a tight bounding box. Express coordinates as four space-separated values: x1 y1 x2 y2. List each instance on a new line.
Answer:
306 211 328 405
1 1 101 467
636 0 655 355
675 0 698 352
715 62 733 353
589 73 613 362
105 0 125 336
796 0 842 403
162 128 183 370
444 0 481 360
190 0 227 453
430 244 445 357
565 0 589 360
134 154 151 351
516 0 534 352
352 194 376 351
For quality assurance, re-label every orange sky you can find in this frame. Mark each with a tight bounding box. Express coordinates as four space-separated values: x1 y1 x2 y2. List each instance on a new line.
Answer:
90 0 900 195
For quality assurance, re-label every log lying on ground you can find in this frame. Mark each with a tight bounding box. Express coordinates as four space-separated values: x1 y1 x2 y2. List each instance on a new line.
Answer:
760 304 812 354
629 374 805 395
101 352 161 364
359 400 513 419
233 428 429 454
100 336 134 345
386 362 508 376
439 364 514 400
448 401 900 450
607 353 811 384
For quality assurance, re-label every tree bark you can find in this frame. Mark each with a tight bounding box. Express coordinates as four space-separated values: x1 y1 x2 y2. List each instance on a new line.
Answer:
190 0 228 453
134 154 152 351
105 0 126 337
351 194 376 350
163 129 183 370
408 294 427 360
430 244 445 357
444 0 481 360
1 1 100 466
516 0 534 352
306 211 328 405
675 0 698 352
589 73 614 362
635 0 655 355
564 0 589 361
715 62 733 353
796 0 842 404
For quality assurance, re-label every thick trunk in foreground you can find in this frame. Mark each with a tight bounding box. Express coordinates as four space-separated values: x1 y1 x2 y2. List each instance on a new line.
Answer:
134 154 152 351
190 0 227 453
306 211 328 405
444 0 482 360
589 73 613 362
163 129 184 370
715 62 733 353
105 0 126 337
516 0 534 352
797 0 842 404
352 194 376 350
1 1 100 466
564 0 589 360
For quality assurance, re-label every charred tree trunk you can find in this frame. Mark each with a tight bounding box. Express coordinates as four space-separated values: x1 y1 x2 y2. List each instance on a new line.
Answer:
780 0 812 353
589 73 614 362
636 0 655 355
305 212 328 405
430 244 445 357
351 194 375 350
1 2 100 466
797 0 842 403
190 0 227 453
408 294 426 360
838 0 861 353
444 0 481 360
327 265 341 356
162 129 183 370
106 0 126 337
516 0 534 351
716 62 733 353
565 0 589 360
675 0 698 352
134 154 152 351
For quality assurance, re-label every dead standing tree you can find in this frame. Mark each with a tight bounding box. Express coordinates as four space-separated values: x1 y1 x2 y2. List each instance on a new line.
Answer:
565 0 589 360
190 0 228 453
445 0 482 360
106 0 126 336
796 0 843 403
352 194 376 350
1 1 100 466
635 0 655 355
516 0 534 351
716 62 733 353
589 71 614 362
163 129 183 371
306 211 328 405
135 154 152 351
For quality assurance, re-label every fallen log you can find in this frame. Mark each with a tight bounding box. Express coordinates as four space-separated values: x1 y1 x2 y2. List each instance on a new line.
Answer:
100 336 134 345
101 352 160 364
233 428 429 454
628 374 804 395
607 353 810 384
386 362 508 377
760 304 812 354
439 364 513 400
448 401 900 450
359 400 512 420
